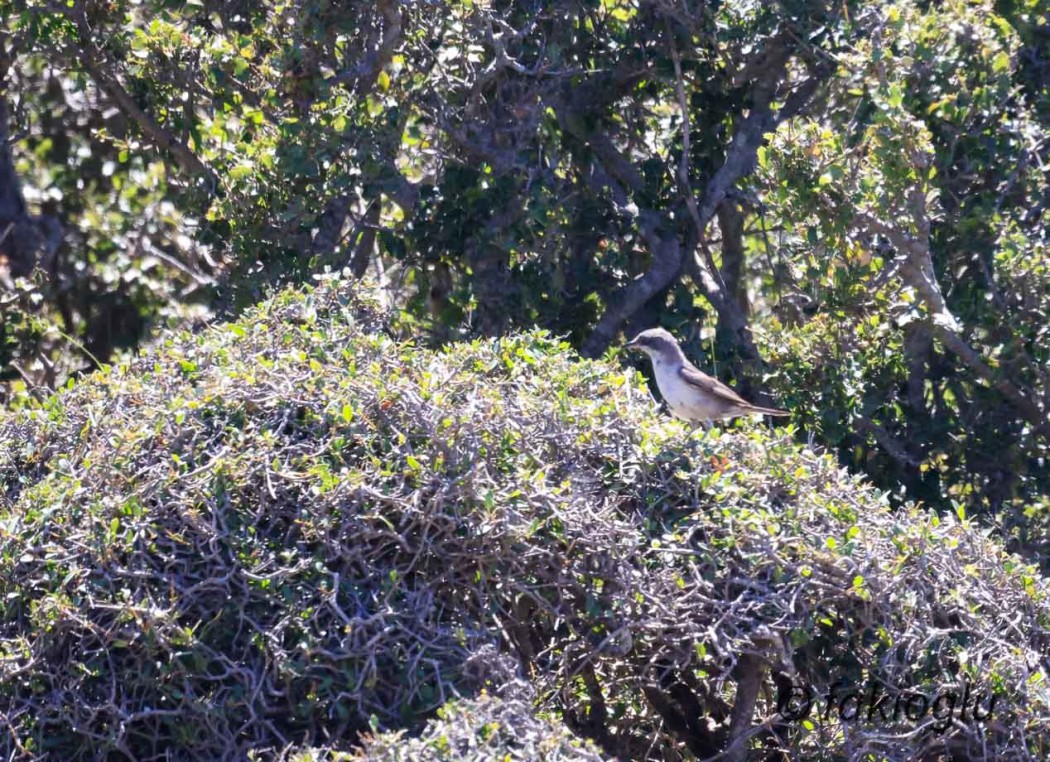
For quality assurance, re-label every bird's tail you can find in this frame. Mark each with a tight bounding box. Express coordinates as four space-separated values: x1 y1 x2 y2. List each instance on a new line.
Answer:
747 404 790 417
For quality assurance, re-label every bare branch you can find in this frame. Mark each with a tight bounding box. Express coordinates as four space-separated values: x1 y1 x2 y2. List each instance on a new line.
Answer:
724 654 766 762
855 416 921 468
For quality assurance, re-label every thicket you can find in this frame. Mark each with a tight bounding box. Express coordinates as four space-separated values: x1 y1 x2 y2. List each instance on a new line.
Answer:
1 279 1048 760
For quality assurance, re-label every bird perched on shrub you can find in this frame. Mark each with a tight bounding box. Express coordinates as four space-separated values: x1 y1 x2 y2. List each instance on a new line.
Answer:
625 327 788 424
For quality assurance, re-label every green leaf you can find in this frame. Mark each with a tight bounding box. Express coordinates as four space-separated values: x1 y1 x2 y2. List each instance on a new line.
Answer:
229 163 254 181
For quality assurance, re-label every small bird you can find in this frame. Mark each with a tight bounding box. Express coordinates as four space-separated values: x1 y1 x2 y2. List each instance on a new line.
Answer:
625 327 789 424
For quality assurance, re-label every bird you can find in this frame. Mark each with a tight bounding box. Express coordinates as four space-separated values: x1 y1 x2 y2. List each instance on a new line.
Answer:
624 327 789 424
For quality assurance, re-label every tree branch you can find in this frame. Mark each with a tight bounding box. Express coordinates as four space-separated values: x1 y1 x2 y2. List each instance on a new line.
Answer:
669 23 783 363
551 63 679 357
326 0 402 95
69 9 216 189
723 654 765 762
0 94 27 221
570 16 826 359
716 200 748 316
309 193 353 262
851 195 1050 438
581 208 684 357
855 416 921 468
349 199 381 278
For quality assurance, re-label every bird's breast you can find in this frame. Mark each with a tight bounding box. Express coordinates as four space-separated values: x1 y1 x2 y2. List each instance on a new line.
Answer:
652 363 725 422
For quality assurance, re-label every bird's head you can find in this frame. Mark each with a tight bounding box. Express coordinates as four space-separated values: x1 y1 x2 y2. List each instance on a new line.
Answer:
624 327 685 364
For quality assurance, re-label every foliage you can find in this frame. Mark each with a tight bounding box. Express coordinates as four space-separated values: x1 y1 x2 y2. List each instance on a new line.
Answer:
343 685 610 762
754 0 1050 551
2 279 1049 760
2 0 1048 530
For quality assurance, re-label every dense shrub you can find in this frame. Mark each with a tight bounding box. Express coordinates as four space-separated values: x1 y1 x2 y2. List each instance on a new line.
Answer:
345 687 609 762
274 672 610 762
1 278 1049 760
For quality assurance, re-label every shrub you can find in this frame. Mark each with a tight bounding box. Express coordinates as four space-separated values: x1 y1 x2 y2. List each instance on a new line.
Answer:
344 686 609 761
1 277 1048 760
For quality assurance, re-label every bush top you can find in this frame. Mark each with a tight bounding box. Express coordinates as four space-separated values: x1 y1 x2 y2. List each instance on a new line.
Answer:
1 277 1048 760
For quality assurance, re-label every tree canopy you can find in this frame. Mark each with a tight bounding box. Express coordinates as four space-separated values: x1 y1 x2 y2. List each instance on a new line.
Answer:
4 1 1048 530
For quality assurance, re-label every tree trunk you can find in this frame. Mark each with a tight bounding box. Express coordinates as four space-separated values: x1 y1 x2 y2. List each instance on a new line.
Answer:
0 93 61 278
468 200 521 336
716 200 750 340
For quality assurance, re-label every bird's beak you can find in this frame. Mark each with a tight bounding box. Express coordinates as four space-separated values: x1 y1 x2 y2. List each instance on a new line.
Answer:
624 340 640 351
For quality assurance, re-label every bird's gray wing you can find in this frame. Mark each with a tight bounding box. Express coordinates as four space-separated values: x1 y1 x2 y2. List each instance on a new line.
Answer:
677 364 750 406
